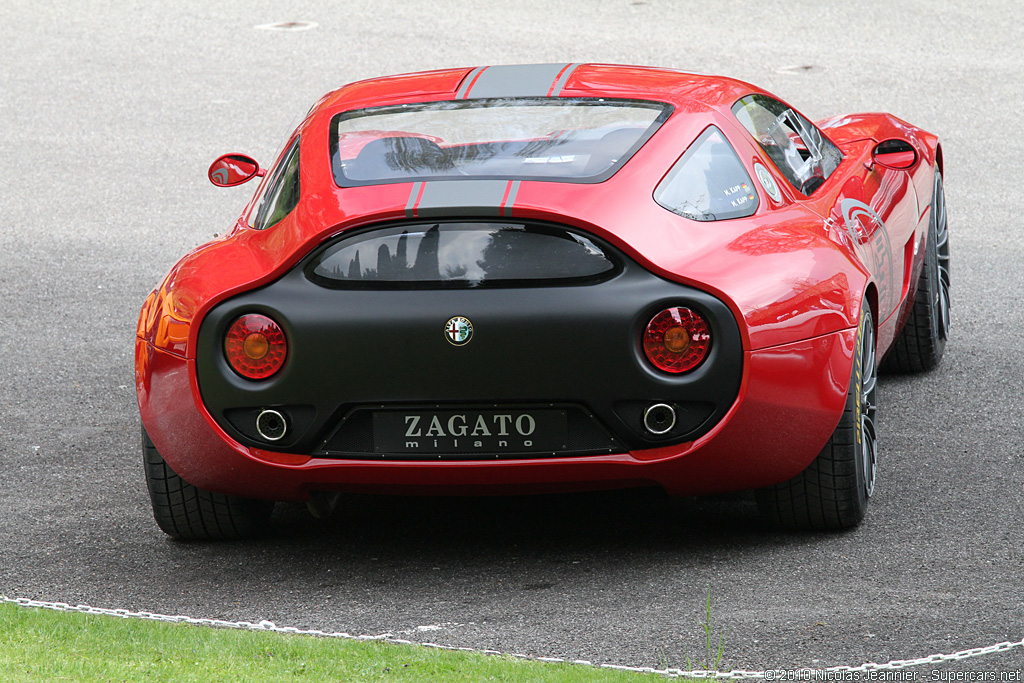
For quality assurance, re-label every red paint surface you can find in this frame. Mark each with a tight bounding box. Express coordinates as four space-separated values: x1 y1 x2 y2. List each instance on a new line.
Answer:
136 64 940 500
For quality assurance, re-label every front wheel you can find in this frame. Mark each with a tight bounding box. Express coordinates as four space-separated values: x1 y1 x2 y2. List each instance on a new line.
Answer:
142 426 273 540
756 307 877 530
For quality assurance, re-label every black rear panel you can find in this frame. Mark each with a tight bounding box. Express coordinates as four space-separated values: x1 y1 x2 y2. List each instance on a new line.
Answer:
196 219 743 459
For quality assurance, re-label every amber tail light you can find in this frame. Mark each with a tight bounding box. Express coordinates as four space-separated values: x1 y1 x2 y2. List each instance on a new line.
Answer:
225 314 287 380
643 307 711 373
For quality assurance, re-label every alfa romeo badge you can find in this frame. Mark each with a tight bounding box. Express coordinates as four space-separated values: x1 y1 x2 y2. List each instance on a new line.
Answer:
445 316 473 346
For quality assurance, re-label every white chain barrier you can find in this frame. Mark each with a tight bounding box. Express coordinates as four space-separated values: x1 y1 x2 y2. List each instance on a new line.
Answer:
2 594 1021 679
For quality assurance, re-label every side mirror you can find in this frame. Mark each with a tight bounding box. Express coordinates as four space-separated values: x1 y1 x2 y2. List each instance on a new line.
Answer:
872 139 918 170
208 154 264 187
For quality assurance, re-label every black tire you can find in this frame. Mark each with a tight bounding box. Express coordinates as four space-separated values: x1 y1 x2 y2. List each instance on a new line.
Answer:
756 307 877 530
881 167 950 372
142 426 273 540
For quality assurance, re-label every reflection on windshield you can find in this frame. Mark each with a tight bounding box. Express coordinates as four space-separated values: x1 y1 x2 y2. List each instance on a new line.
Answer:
309 223 617 288
330 98 671 185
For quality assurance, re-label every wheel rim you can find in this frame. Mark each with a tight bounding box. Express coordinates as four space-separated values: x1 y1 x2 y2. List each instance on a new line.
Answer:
933 173 951 340
859 322 878 498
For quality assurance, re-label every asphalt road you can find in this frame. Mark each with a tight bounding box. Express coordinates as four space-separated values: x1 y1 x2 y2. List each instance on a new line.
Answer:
1 0 1022 674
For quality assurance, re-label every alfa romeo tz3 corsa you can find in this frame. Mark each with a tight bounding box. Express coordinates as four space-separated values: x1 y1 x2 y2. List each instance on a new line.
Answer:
135 64 950 539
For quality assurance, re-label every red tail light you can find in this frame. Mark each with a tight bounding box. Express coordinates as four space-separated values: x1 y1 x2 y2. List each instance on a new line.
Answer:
643 307 711 373
225 314 287 379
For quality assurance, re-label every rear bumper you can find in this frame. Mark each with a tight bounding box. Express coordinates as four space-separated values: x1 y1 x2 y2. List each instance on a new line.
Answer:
137 325 854 500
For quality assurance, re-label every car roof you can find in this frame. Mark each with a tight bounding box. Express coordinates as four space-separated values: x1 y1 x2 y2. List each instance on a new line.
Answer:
306 63 762 122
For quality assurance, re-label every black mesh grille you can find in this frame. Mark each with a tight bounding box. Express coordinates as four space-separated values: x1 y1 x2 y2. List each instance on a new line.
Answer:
322 409 375 453
613 400 715 441
223 405 317 449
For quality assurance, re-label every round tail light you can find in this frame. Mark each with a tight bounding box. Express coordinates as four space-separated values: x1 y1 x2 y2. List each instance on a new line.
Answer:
225 314 287 379
643 307 711 373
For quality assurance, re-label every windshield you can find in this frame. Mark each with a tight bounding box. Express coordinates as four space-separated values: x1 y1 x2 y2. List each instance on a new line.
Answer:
330 98 672 186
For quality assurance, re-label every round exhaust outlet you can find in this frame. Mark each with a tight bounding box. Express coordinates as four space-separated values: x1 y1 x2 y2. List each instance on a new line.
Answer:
255 409 288 441
643 403 677 435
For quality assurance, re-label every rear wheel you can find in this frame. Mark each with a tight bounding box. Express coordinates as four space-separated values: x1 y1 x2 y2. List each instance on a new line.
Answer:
882 167 950 372
142 426 273 540
756 307 877 530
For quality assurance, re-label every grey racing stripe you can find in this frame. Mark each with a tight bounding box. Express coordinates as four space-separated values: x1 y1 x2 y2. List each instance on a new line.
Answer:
548 63 581 96
502 180 521 215
463 63 573 99
405 181 424 218
413 180 510 217
456 66 487 99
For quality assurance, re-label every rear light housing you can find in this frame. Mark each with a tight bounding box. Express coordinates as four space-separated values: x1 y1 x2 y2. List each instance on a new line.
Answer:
225 314 287 379
137 283 193 357
643 307 711 373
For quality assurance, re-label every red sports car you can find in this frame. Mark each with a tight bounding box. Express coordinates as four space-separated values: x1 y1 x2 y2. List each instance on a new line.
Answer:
135 63 949 539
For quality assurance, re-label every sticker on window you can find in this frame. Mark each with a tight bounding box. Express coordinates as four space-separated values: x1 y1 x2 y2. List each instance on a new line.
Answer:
653 126 759 222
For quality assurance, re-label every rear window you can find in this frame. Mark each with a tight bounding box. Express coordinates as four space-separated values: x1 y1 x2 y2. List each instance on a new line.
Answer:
306 222 619 288
330 98 672 186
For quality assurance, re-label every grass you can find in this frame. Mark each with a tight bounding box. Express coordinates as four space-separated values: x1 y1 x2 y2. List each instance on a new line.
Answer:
0 602 682 682
690 586 727 673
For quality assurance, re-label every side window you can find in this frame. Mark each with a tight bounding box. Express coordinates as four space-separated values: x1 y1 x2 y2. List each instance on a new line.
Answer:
731 95 842 196
252 139 301 230
653 126 758 221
